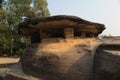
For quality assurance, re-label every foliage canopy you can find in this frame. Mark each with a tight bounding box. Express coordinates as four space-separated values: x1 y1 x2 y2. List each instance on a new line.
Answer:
0 0 50 56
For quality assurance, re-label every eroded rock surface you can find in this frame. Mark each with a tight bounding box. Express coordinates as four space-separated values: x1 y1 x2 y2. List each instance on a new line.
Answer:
3 38 98 80
94 43 120 80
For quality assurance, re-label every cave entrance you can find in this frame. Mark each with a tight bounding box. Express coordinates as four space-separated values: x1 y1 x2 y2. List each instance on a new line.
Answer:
31 30 41 43
86 32 94 38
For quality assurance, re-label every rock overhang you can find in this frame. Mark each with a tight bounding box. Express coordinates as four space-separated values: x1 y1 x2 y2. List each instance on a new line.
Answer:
18 15 105 36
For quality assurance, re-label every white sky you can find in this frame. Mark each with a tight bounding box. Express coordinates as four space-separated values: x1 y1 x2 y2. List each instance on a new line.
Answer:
48 0 120 36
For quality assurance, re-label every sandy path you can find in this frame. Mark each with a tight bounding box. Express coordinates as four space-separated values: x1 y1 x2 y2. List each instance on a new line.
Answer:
0 57 20 64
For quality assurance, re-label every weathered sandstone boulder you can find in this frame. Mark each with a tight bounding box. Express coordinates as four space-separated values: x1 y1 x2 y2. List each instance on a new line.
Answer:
3 39 120 80
4 38 98 80
3 15 120 80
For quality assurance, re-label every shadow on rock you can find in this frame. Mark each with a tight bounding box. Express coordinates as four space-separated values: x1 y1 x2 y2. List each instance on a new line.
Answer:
94 43 120 80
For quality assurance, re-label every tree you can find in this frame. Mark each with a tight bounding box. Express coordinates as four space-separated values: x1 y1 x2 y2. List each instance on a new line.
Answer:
33 0 50 17
0 0 6 23
0 0 50 56
0 0 8 56
0 0 3 7
1 0 36 55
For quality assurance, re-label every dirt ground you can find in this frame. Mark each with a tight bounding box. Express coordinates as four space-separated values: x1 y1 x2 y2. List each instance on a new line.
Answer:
0 57 20 64
0 57 20 77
